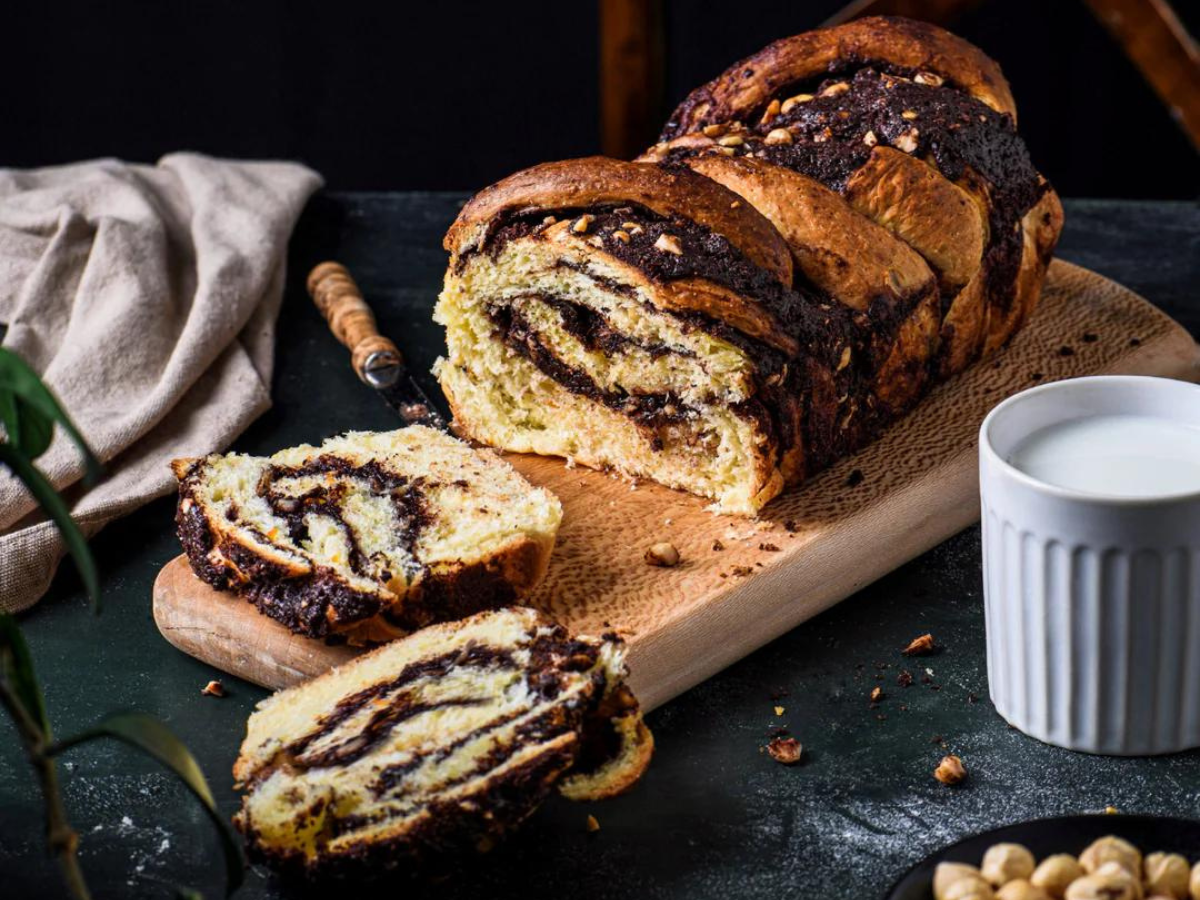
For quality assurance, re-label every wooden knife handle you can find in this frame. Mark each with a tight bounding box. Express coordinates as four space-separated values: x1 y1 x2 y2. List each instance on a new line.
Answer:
306 261 401 384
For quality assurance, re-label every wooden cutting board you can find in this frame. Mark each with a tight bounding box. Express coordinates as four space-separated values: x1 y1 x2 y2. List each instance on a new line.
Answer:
153 261 1200 710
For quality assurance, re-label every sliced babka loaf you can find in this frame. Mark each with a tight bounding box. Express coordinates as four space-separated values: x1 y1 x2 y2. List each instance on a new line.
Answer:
435 157 921 515
233 607 653 878
172 427 562 644
645 16 1063 377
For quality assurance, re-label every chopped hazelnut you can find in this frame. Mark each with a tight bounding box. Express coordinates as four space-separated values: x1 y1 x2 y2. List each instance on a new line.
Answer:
766 736 802 765
863 129 878 147
915 71 945 86
717 134 744 147
982 843 1035 886
644 541 680 567
779 93 814 113
585 814 600 833
870 686 883 703
571 214 595 234
934 754 967 785
612 229 630 244
201 680 226 697
654 233 683 255
821 81 850 97
764 127 793 145
542 215 558 225
1031 854 1082 897
902 109 919 120
760 99 781 123
773 705 785 716
904 633 937 656
702 123 726 137
894 128 920 153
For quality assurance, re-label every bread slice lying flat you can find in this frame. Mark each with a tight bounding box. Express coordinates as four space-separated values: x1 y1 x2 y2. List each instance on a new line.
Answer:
232 607 653 878
172 427 562 644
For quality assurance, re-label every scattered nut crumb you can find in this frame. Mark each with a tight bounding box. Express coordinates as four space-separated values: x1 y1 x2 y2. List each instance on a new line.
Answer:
759 543 780 552
903 633 936 656
731 565 754 577
934 754 967 785
571 214 595 234
897 670 914 688
845 469 864 488
764 128 793 146
644 542 680 568
870 686 884 703
1104 805 1118 815
1058 345 1075 357
1082 332 1098 343
712 539 725 551
774 705 785 716
201 680 225 697
585 814 600 833
783 520 799 533
766 736 803 765
702 123 726 138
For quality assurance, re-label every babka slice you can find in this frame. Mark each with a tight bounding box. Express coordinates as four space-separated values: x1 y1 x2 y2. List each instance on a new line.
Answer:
233 608 653 878
172 427 561 644
436 157 894 515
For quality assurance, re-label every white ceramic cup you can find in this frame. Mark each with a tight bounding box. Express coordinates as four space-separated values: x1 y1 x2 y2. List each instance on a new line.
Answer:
979 375 1200 755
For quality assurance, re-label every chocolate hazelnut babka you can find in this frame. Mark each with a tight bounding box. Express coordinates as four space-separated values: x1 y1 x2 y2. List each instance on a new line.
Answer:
173 427 561 643
435 17 1061 515
233 607 653 878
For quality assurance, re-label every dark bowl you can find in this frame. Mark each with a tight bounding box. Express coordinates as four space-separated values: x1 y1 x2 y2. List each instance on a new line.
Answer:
886 814 1200 900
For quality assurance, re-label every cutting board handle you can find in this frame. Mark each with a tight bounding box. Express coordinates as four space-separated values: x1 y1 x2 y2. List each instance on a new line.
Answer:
307 261 402 387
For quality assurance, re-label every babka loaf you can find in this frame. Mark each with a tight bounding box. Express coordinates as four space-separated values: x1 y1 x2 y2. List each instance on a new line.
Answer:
233 608 653 878
173 427 561 643
434 17 1061 515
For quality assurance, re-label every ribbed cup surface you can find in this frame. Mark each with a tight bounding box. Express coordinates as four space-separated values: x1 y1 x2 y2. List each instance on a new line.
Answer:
979 376 1200 756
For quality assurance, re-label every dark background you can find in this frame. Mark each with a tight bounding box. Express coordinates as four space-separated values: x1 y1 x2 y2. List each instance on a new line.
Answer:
3 1 1197 198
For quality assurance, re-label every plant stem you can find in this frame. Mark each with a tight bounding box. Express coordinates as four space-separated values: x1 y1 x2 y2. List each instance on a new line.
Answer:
0 680 91 900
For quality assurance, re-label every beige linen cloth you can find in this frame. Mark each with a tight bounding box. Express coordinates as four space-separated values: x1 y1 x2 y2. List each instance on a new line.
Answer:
0 153 321 611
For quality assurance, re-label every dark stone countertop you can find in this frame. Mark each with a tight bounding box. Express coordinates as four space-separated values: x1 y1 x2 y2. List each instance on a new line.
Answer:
2 198 1197 900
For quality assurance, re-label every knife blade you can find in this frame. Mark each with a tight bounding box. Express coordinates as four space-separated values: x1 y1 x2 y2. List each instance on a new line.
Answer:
306 261 448 431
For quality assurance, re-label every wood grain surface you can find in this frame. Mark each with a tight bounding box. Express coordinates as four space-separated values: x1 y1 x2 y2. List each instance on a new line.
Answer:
154 260 1200 710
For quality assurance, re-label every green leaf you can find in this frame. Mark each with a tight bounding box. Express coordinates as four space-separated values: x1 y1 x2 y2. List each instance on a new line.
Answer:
0 391 55 459
0 445 100 608
0 613 51 737
0 347 102 484
50 712 245 896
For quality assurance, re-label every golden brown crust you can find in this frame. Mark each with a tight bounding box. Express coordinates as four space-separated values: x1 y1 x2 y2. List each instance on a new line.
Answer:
662 16 1015 138
445 156 794 289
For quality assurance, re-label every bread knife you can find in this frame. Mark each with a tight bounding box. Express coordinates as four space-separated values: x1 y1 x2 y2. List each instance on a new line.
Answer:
306 261 448 431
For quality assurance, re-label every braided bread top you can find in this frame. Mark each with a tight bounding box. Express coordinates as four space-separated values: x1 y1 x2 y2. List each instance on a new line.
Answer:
444 156 794 288
662 15 1015 139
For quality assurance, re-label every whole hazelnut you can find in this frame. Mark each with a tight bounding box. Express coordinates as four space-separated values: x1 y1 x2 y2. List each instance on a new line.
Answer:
982 843 1036 886
1145 853 1190 899
1031 854 1084 898
1070 868 1132 897
946 880 996 900
1065 868 1138 900
997 880 1053 900
1191 861 1200 900
1079 835 1142 879
935 862 994 900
